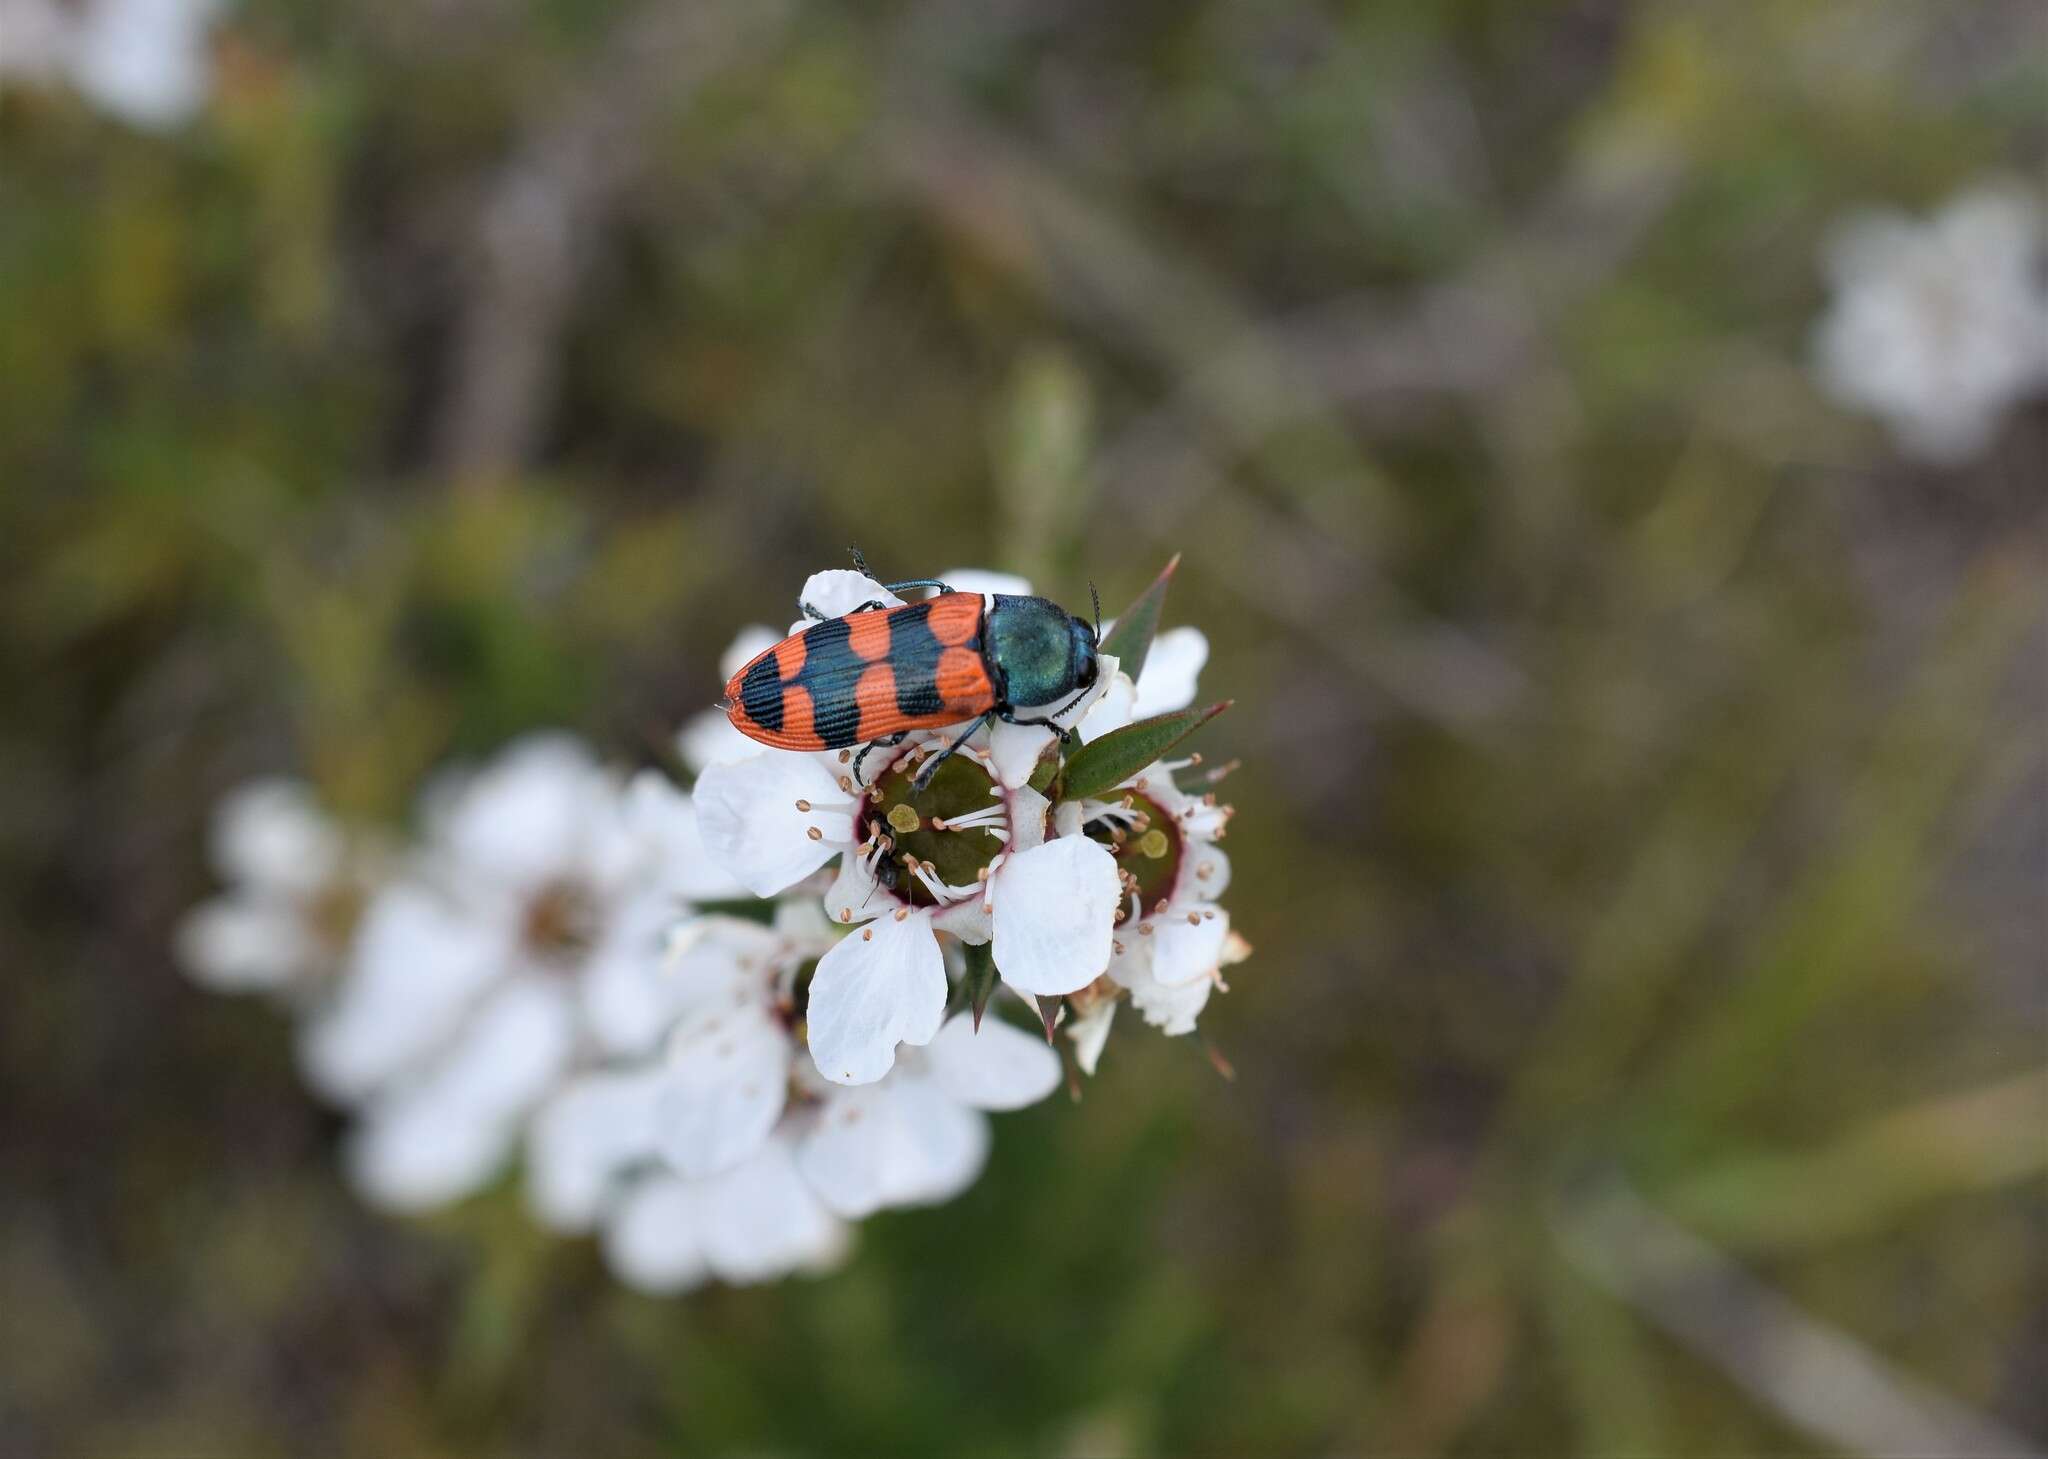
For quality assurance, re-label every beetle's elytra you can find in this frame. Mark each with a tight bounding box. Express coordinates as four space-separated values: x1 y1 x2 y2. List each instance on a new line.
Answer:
723 573 1100 789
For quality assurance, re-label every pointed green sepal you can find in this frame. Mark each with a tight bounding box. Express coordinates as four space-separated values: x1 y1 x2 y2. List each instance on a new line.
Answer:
962 942 1000 1031
1098 553 1180 683
1057 700 1232 804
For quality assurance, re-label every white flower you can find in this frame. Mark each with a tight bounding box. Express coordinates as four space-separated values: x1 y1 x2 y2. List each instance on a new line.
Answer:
527 962 1059 1291
651 904 836 1180
526 1069 851 1295
1813 181 2048 464
1093 763 1241 1044
604 1136 852 1294
795 1012 1061 1218
175 779 381 997
297 734 723 1212
0 0 71 83
44 0 222 131
703 732 1119 1085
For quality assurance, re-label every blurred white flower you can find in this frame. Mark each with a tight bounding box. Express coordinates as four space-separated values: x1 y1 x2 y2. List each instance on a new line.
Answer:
527 1067 851 1296
527 960 1059 1290
175 779 381 998
795 1012 1061 1219
0 0 71 84
1813 181 2048 464
297 734 730 1213
1 0 222 129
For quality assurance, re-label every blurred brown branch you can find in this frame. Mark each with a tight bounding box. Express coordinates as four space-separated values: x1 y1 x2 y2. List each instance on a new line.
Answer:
435 0 792 485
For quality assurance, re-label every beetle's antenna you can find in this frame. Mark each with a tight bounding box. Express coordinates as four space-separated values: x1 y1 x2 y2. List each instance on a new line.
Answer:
1089 581 1101 641
849 545 872 580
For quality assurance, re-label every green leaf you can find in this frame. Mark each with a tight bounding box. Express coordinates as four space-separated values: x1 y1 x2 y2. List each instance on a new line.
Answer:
1058 701 1231 803
962 941 1000 1031
1098 553 1180 682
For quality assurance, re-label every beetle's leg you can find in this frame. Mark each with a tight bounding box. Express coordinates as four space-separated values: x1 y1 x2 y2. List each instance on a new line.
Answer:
852 732 909 786
799 599 829 621
848 546 952 598
910 715 990 796
998 686 1093 745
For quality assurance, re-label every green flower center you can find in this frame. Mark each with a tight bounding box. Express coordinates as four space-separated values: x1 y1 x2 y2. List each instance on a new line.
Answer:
857 748 1017 908
1086 791 1181 925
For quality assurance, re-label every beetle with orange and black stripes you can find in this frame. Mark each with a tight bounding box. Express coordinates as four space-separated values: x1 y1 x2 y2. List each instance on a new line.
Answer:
723 555 1100 792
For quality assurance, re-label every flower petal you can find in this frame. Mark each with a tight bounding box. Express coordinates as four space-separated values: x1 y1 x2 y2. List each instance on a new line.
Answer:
1185 841 1231 901
345 1103 513 1213
696 1136 851 1284
695 753 854 897
1132 627 1209 718
1128 963 1213 1035
418 976 577 1121
1067 998 1116 1076
175 896 315 992
525 1070 662 1232
989 836 1118 996
625 770 745 900
211 778 343 896
1150 906 1229 988
822 851 886 927
796 1076 990 1218
602 1173 708 1295
1076 671 1137 744
804 910 947 1084
985 720 1056 790
434 734 614 893
296 883 503 1103
653 1000 790 1178
922 1013 1061 1110
579 893 691 1057
795 570 904 624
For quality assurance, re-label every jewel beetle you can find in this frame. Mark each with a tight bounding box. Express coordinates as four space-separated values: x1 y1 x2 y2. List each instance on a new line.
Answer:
723 554 1100 791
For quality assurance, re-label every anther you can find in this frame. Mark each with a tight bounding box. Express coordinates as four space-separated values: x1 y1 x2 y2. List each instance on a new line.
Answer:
1187 912 1201 926
839 750 851 763
839 908 853 923
862 928 872 941
839 776 854 792
1139 923 1154 936
794 799 812 812
893 908 909 922
806 826 823 841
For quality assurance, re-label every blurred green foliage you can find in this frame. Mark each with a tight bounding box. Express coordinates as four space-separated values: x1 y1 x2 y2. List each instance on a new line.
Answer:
2 1 2043 1454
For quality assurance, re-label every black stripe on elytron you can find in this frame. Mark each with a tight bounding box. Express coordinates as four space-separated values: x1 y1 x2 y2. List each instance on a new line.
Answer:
886 602 945 718
792 616 867 749
739 652 784 732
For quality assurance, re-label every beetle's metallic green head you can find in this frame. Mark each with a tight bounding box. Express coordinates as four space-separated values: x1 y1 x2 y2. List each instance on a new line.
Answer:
986 594 1098 711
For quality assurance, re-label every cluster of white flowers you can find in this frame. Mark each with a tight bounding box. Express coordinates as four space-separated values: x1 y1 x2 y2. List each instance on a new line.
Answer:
692 568 1242 1088
178 564 1245 1296
1 0 221 130
1813 180 2048 465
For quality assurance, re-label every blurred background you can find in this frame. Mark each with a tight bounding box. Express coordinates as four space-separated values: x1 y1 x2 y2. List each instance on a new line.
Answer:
3 0 2045 1453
